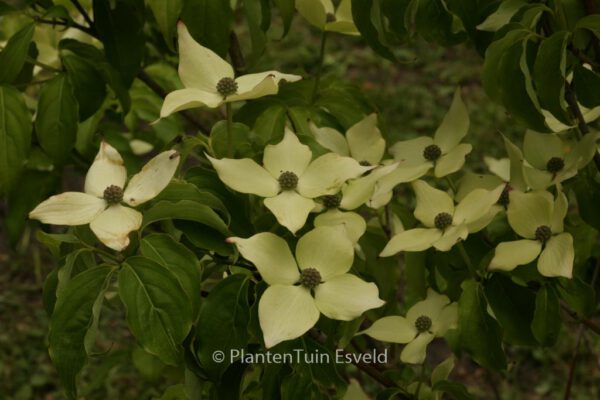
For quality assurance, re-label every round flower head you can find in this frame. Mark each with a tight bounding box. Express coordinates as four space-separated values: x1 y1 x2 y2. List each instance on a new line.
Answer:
359 289 458 364
489 189 574 278
29 142 180 250
159 22 302 118
371 89 472 208
227 226 385 348
380 180 504 256
296 0 359 35
208 129 372 234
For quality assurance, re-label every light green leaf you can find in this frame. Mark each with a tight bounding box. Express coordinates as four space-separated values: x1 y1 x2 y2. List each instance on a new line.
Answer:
119 256 193 365
0 22 35 84
148 0 183 51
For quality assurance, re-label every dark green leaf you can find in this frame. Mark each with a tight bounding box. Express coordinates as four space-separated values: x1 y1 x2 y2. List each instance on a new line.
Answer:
0 85 32 194
252 104 286 146
405 0 467 46
48 265 113 399
140 234 202 320
352 0 395 61
35 74 79 162
142 199 230 235
273 0 295 37
458 280 506 371
484 274 536 345
432 380 475 400
573 64 600 108
244 0 268 65
181 0 233 57
119 256 193 365
93 0 146 86
531 285 561 346
575 15 600 39
148 0 183 50
0 22 35 84
556 277 595 317
62 54 107 121
210 120 254 158
533 31 572 124
195 274 250 381
573 174 600 231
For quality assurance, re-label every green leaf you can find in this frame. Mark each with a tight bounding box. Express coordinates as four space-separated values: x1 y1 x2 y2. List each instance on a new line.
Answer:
0 85 32 194
405 0 467 46
48 265 114 399
195 274 250 381
533 31 572 125
458 280 506 371
482 29 549 132
93 0 146 86
252 104 287 146
210 120 254 158
181 0 234 57
575 14 600 39
484 274 536 346
273 0 294 36
0 22 35 84
404 251 428 307
573 174 600 231
432 380 474 400
556 277 595 317
142 199 230 235
531 285 561 346
62 54 107 121
476 0 527 32
35 74 79 162
573 64 600 108
119 256 193 365
244 0 268 65
352 0 395 61
148 0 183 51
140 234 202 320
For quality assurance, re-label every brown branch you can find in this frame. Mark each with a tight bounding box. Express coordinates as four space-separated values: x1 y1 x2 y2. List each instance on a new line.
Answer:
561 304 600 335
69 0 95 33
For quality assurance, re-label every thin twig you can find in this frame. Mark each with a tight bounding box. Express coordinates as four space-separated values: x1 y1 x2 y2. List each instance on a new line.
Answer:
69 0 95 32
34 17 96 37
228 32 246 75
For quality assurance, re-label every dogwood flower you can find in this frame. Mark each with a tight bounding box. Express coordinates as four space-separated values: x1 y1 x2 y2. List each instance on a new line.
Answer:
296 0 359 35
520 130 599 189
370 90 472 208
359 289 457 364
489 190 574 278
159 22 302 118
29 142 179 251
208 129 371 234
380 180 503 256
228 226 385 348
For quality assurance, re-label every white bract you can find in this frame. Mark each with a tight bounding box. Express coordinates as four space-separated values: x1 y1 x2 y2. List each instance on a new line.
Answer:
296 0 358 35
380 180 503 256
370 90 472 208
159 22 302 118
359 289 458 364
29 142 179 251
489 190 574 278
208 129 371 234
228 226 385 348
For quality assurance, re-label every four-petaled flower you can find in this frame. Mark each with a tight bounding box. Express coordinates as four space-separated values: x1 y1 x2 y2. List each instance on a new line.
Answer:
29 142 180 251
489 190 574 278
296 0 358 35
359 289 457 364
228 226 385 348
380 180 503 256
369 89 472 208
208 129 371 234
159 22 302 118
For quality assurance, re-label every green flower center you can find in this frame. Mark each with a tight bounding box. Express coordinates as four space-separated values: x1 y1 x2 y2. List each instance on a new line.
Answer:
497 184 512 207
326 13 336 23
535 225 552 244
103 185 123 204
359 160 371 166
216 77 238 97
278 171 299 191
415 315 432 333
434 212 453 231
322 194 341 209
423 144 442 161
546 157 565 174
299 268 322 289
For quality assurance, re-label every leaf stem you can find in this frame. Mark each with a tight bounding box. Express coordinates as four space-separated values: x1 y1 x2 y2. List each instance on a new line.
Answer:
226 102 234 157
457 242 476 277
311 31 328 104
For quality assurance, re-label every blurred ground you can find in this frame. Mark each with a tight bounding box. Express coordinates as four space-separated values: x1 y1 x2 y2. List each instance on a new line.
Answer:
1 15 599 400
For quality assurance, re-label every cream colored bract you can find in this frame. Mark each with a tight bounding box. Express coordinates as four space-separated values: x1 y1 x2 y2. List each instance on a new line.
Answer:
159 22 302 118
296 0 359 35
228 226 384 348
29 142 180 251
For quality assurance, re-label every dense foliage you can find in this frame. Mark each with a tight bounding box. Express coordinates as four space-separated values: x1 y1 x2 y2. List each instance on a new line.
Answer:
1 0 600 399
